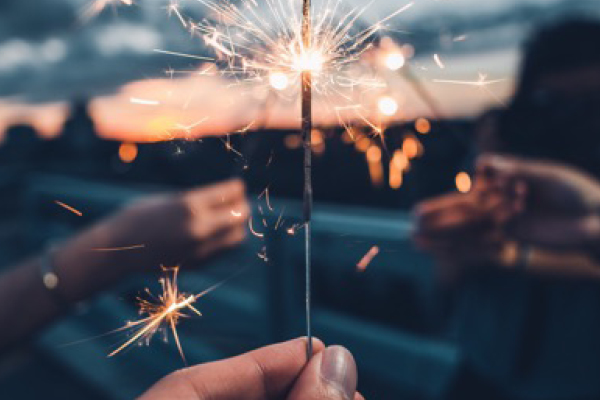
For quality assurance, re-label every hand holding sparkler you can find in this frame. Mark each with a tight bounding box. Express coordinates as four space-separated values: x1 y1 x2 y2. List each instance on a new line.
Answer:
413 154 600 281
139 338 362 400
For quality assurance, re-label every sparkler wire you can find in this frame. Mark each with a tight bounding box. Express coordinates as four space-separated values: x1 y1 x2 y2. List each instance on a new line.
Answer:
301 0 313 361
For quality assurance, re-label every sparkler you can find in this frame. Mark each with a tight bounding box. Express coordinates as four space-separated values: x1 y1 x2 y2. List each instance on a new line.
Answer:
108 266 224 362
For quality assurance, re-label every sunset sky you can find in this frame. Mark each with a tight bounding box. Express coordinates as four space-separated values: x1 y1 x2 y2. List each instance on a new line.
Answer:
0 0 597 141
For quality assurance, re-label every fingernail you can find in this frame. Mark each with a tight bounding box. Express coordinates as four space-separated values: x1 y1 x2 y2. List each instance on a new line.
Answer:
320 346 357 400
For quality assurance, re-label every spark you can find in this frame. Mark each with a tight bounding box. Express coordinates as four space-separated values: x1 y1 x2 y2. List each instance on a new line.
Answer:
92 244 146 252
167 2 188 28
356 245 379 271
433 53 445 69
248 216 264 238
172 117 210 139
257 247 269 262
433 74 506 87
153 49 214 61
130 97 161 106
54 200 83 216
269 71 290 91
108 266 221 362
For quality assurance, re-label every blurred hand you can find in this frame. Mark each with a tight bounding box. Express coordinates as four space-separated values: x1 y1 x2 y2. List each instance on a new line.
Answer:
413 189 512 281
413 154 600 281
139 338 363 400
111 178 250 269
476 154 600 252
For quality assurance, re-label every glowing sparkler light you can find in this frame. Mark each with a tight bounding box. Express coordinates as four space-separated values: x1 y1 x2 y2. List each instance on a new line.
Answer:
384 52 405 71
455 171 472 193
109 266 219 361
269 71 290 91
433 73 507 106
92 244 145 252
170 0 415 125
292 50 324 73
433 73 506 87
377 96 398 116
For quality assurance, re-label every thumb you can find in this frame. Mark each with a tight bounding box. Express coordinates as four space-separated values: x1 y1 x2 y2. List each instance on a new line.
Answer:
287 345 361 400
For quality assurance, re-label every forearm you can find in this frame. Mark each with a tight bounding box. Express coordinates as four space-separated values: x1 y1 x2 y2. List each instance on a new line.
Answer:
0 218 129 352
0 257 64 352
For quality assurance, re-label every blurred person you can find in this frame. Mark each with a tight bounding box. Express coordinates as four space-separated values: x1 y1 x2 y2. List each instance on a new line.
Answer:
0 179 249 352
414 19 600 400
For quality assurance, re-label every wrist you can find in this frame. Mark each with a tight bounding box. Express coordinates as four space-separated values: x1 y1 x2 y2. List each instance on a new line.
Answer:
52 221 129 302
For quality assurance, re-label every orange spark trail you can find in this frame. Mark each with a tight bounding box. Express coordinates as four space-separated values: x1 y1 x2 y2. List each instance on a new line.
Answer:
357 245 380 271
54 201 83 216
108 266 230 362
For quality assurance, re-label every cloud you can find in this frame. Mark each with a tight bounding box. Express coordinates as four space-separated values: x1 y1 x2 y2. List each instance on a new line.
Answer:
0 38 68 72
94 23 162 55
0 0 597 109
